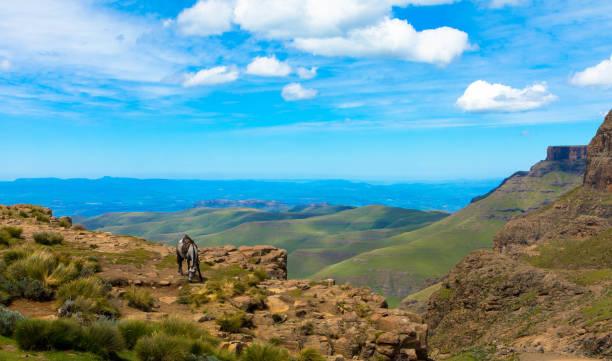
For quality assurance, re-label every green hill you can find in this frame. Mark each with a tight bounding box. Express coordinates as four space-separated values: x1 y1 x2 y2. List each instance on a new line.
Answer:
82 204 448 279
313 159 587 305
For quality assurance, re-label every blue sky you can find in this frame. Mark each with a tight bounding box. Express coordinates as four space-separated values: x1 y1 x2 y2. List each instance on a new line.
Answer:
1 0 611 181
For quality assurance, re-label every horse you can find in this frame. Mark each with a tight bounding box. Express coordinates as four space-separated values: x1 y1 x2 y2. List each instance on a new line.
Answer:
176 235 203 282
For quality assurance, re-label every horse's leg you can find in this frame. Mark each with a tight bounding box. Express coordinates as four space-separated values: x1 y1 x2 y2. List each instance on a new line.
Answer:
177 252 184 275
197 262 203 282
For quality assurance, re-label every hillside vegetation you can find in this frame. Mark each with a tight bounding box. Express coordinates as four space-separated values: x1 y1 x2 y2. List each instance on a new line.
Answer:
313 160 586 304
83 205 448 280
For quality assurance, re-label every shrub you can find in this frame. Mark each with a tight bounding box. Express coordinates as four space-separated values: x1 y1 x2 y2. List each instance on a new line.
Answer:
124 286 156 312
241 343 289 361
253 268 268 283
158 316 216 343
119 319 154 349
72 224 87 231
0 306 24 336
36 213 50 223
297 348 326 361
47 318 85 350
58 218 72 229
33 231 63 245
0 230 12 246
216 311 247 333
14 319 50 350
2 248 29 265
83 321 125 358
57 277 119 319
134 333 190 361
2 226 23 239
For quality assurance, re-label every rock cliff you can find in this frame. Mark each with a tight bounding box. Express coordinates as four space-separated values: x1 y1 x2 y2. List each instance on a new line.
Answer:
546 145 587 162
584 110 612 192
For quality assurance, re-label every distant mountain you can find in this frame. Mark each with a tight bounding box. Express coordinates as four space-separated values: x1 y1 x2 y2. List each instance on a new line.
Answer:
0 177 499 217
81 205 448 279
192 199 290 212
313 146 588 305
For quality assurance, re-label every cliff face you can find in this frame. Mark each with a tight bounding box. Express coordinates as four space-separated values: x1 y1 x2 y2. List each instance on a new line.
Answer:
425 109 612 360
546 146 587 162
584 110 612 192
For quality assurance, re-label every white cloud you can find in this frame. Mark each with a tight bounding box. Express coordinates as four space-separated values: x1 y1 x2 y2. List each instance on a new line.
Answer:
246 56 292 77
0 59 10 71
337 101 364 109
177 0 234 36
281 83 318 101
293 18 471 65
571 54 612 87
456 80 558 112
0 0 180 82
296 67 318 79
183 66 239 87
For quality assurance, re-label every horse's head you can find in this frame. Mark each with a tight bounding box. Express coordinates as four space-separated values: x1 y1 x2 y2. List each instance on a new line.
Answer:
188 265 197 281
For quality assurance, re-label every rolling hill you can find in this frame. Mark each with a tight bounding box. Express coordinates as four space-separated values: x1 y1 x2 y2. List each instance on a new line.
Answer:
313 151 588 305
82 204 448 279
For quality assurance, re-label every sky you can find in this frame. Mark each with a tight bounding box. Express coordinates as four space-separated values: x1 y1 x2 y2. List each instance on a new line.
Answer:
1 0 612 181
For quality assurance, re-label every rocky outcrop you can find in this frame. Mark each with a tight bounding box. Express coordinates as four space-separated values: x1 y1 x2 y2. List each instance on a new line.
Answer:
199 245 288 280
424 251 609 358
584 110 612 192
248 279 428 361
546 146 587 162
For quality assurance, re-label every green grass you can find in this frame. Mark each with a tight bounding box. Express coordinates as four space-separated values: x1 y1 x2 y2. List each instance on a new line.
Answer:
444 345 519 361
124 286 156 312
582 290 612 326
404 282 442 301
527 228 612 270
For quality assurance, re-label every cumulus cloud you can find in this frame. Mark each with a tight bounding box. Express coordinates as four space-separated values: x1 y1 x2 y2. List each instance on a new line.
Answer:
456 80 557 112
183 66 239 87
0 59 10 71
571 54 612 87
293 18 471 64
296 66 318 79
246 56 292 77
281 83 318 101
177 0 234 36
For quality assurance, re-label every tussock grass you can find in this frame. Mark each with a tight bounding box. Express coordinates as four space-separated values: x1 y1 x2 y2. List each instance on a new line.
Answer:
56 277 119 319
241 343 289 361
33 232 63 245
124 286 156 312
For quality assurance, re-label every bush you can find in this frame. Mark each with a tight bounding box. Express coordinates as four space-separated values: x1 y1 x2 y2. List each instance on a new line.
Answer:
2 226 23 239
240 343 289 361
2 248 29 265
72 224 87 231
83 321 125 358
125 286 156 312
253 268 268 283
33 231 63 245
119 319 154 349
58 218 72 229
134 333 191 361
14 319 50 350
36 213 50 223
57 277 119 319
0 306 24 336
297 348 326 361
216 311 248 333
158 316 216 343
47 318 85 350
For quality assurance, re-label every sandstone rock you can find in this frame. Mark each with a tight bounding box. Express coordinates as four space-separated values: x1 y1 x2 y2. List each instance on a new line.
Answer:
546 146 587 162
